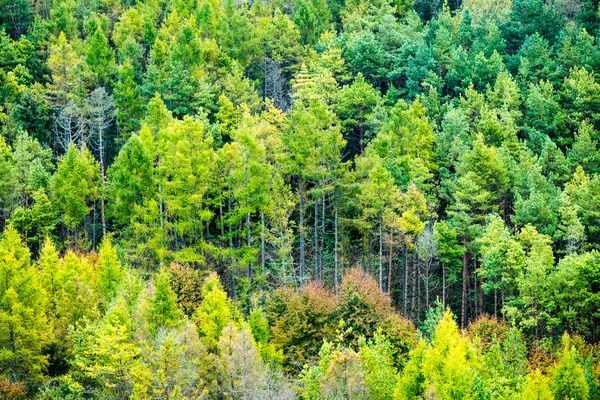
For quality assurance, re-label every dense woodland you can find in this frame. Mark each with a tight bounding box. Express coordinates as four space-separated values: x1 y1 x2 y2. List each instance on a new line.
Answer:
2 0 600 397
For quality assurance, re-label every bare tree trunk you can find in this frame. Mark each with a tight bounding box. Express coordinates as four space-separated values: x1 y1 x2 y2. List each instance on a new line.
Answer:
228 184 235 299
425 260 430 310
494 288 498 318
320 192 325 281
247 212 251 280
412 251 417 319
442 261 446 308
314 198 318 280
299 179 305 280
261 212 265 271
334 192 339 296
379 215 383 290
461 245 468 329
479 273 484 317
387 231 393 295
403 243 409 317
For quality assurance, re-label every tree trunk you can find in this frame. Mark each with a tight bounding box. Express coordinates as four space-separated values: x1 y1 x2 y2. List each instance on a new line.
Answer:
403 243 409 317
247 212 251 280
461 244 468 329
299 178 305 280
320 192 325 281
261 212 265 271
314 197 318 280
412 251 417 319
228 185 235 299
442 261 446 308
98 131 106 236
387 231 393 295
494 288 498 318
334 193 339 296
378 215 383 290
425 260 430 310
479 273 484 317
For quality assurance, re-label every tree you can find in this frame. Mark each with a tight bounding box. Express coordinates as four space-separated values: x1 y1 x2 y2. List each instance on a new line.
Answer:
434 221 464 308
217 322 267 399
193 272 233 350
47 32 87 150
268 283 336 373
359 334 398 400
0 0 34 38
97 237 124 309
144 268 183 336
420 311 481 399
334 73 378 156
284 70 345 280
70 302 141 400
37 236 60 332
106 132 156 228
503 225 555 337
86 87 115 235
10 189 59 254
522 369 554 400
551 334 589 400
478 215 525 317
452 133 509 219
0 226 48 385
157 116 215 264
54 251 97 340
300 339 369 399
369 98 437 191
335 268 394 344
357 155 403 290
113 63 143 140
49 144 101 246
140 322 207 399
86 26 115 86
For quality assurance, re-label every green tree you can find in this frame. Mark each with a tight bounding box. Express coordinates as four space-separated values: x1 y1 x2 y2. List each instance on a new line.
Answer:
421 311 481 399
551 334 589 400
144 268 183 336
359 334 398 400
0 226 48 385
86 25 115 86
106 131 156 228
49 144 100 246
113 63 143 140
334 73 379 155
193 272 233 350
522 369 554 400
97 237 124 309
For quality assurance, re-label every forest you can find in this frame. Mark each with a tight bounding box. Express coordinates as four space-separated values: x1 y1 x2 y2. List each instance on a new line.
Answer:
1 0 600 397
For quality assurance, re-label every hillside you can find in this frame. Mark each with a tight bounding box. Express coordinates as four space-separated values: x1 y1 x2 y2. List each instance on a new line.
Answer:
1 0 600 397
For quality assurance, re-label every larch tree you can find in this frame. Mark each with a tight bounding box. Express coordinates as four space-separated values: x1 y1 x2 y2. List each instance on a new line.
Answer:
0 226 49 385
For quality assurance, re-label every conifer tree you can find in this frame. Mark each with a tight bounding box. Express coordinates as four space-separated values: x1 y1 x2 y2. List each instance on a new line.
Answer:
194 272 233 350
0 226 48 384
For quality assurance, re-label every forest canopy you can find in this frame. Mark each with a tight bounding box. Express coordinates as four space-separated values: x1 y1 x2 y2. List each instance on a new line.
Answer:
1 0 600 397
